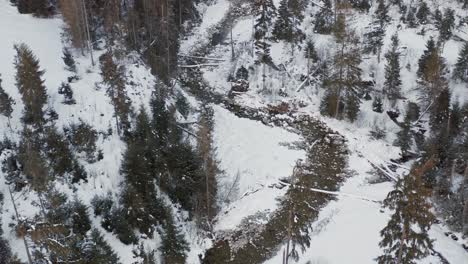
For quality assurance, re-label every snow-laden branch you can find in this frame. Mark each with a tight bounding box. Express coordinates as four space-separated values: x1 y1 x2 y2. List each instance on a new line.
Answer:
367 159 398 182
178 54 225 61
178 63 221 68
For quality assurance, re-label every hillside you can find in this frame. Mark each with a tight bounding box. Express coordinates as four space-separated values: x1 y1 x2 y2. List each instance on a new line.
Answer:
0 0 467 263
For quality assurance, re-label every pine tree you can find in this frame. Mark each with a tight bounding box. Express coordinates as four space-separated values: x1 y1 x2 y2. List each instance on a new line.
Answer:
418 43 448 103
58 82 76 104
314 0 334 34
377 160 435 264
438 8 455 43
416 1 430 25
83 229 120 264
159 210 189 264
383 34 402 104
14 43 48 128
417 37 437 79
454 41 468 82
350 0 371 12
0 76 14 120
304 39 319 63
62 47 77 73
321 14 363 122
272 0 305 46
375 0 390 25
406 7 417 28
395 105 413 157
253 0 276 64
99 51 131 135
364 20 385 61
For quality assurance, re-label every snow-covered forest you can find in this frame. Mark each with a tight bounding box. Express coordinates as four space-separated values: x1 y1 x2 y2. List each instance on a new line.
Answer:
0 0 467 263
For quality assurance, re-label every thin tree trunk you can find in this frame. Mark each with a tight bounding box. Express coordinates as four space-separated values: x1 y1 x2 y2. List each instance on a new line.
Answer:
8 186 33 264
397 221 407 264
463 165 468 236
81 0 94 66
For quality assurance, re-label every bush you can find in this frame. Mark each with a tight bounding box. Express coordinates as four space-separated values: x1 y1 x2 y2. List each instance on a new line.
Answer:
65 121 98 162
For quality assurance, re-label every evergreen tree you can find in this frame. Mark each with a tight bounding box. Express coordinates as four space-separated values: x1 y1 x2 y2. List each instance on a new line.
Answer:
62 47 77 73
383 34 402 104
0 76 14 119
375 0 390 25
417 37 437 79
406 7 417 28
418 43 448 102
395 105 413 157
253 0 276 64
454 41 468 82
372 96 383 113
416 1 430 25
350 0 371 12
99 51 131 135
159 211 189 264
58 82 75 104
377 160 435 264
14 43 48 127
314 0 334 34
364 20 385 61
83 229 120 264
120 109 163 238
272 0 305 46
321 14 363 122
304 39 319 63
429 88 451 134
438 8 455 42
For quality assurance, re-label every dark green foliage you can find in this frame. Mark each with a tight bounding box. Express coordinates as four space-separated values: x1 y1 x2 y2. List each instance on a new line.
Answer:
454 41 468 82
429 88 450 134
15 0 50 17
416 1 430 25
383 34 402 104
395 106 413 157
253 0 276 64
364 21 385 59
62 47 77 73
58 82 76 104
304 40 319 63
235 66 249 80
375 0 390 25
350 0 370 12
14 43 48 127
313 0 334 34
372 96 383 113
437 8 455 42
321 14 363 122
0 76 14 119
99 51 131 135
175 92 190 118
66 121 98 161
82 229 120 264
417 37 437 79
272 0 305 45
133 243 157 264
406 7 417 28
0 193 16 264
377 162 435 264
160 209 189 264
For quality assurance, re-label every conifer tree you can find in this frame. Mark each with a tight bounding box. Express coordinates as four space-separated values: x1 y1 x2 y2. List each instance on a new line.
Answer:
253 0 276 64
62 47 77 73
58 82 76 104
377 160 435 264
417 37 437 79
395 106 413 158
83 229 120 263
454 41 468 82
0 76 14 120
321 14 363 122
375 0 390 25
364 21 385 61
159 211 189 264
272 0 305 46
383 34 402 104
438 8 455 43
418 42 448 102
406 7 417 28
14 43 48 128
314 0 334 34
416 1 430 25
99 51 131 135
